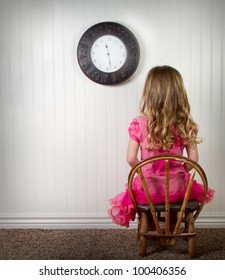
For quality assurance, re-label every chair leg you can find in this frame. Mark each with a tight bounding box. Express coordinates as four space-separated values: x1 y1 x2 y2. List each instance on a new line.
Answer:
137 217 141 240
170 211 177 233
148 214 156 231
139 212 148 257
186 212 196 258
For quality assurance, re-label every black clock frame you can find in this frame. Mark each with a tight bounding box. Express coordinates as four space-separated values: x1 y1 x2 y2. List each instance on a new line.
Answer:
77 22 140 85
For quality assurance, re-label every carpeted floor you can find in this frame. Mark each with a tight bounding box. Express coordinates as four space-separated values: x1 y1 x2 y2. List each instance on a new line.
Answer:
0 228 225 260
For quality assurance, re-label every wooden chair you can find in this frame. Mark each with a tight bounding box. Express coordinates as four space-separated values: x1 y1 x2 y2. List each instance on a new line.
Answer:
128 154 208 258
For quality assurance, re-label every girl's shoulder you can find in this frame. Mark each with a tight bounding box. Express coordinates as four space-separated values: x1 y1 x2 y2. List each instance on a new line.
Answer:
133 115 148 124
128 115 148 143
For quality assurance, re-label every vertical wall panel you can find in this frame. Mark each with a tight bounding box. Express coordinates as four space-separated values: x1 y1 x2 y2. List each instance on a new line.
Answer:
0 0 224 227
41 0 56 214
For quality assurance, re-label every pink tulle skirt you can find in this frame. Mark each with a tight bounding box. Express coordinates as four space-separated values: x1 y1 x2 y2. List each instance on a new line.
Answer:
108 174 215 228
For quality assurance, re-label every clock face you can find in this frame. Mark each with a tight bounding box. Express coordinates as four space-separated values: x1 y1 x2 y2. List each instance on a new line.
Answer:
77 22 140 85
90 35 127 73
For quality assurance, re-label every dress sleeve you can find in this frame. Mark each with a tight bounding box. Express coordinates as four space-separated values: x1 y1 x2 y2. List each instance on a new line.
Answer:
128 118 142 143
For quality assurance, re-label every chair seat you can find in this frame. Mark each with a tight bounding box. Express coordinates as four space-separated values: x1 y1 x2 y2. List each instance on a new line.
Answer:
137 199 200 213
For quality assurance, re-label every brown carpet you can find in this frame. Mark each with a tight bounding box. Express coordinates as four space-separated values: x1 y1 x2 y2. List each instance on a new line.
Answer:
0 228 225 260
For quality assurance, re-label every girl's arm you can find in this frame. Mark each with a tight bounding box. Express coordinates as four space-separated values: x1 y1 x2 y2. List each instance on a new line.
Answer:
127 139 140 168
184 144 199 172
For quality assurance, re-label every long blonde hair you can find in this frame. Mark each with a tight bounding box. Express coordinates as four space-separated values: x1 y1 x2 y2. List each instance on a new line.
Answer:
140 66 201 150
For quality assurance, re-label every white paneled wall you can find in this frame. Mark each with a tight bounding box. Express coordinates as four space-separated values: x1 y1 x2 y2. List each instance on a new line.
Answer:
0 0 224 228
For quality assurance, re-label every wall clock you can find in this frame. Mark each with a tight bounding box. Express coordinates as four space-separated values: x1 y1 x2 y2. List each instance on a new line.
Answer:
77 21 140 85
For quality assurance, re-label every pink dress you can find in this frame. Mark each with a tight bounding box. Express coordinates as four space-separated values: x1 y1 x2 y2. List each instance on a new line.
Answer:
108 116 215 227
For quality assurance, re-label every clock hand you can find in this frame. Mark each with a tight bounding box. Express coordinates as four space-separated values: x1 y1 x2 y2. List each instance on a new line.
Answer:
105 44 111 67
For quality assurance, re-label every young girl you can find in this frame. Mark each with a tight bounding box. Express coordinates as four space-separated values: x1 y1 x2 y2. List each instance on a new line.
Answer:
108 65 215 228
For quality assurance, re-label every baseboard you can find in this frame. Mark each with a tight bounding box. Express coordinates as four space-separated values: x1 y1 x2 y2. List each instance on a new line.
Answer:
195 215 225 228
0 215 225 229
